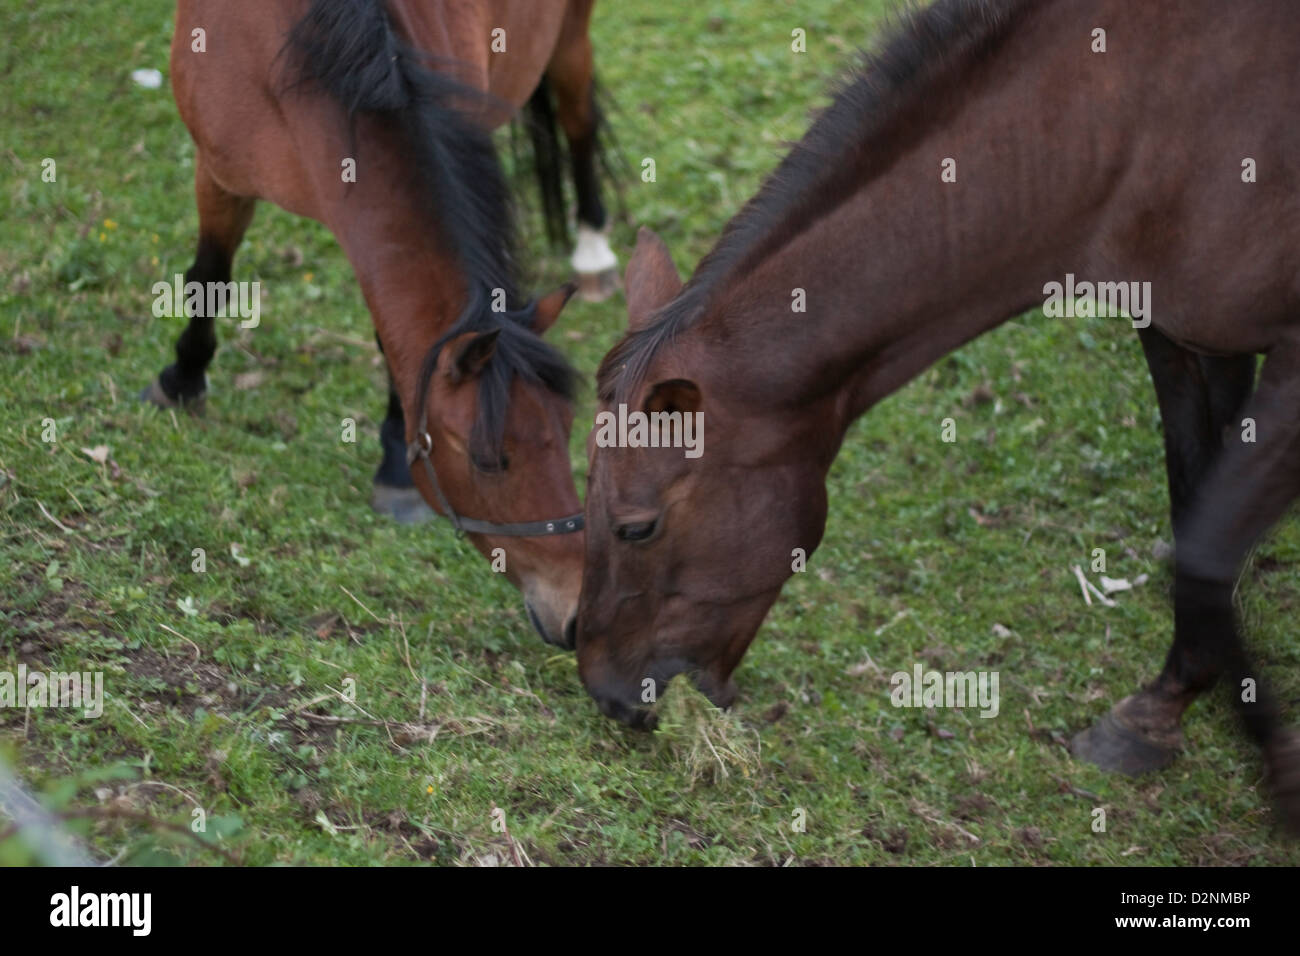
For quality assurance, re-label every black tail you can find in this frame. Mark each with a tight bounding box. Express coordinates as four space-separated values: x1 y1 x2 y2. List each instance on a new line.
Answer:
517 72 627 251
521 75 571 249
285 0 522 307
588 74 628 221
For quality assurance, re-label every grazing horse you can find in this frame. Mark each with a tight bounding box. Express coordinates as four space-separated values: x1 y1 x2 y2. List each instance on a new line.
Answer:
145 0 620 647
579 0 1300 829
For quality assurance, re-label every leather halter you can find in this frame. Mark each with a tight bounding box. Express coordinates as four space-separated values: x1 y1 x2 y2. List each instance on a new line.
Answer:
404 332 585 538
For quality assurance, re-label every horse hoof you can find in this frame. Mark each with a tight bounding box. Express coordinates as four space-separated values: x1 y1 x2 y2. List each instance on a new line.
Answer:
139 378 179 409
140 376 206 413
1264 728 1300 835
570 224 619 303
371 482 434 525
1071 695 1184 775
574 266 620 303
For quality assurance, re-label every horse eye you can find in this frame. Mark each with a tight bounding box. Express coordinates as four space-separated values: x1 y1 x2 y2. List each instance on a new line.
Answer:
615 519 657 542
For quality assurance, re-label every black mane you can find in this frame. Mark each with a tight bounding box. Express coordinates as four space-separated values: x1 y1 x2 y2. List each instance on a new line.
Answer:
285 0 575 462
598 0 1033 402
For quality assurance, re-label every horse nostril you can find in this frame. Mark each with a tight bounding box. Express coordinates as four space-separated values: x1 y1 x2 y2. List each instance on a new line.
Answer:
563 615 577 650
590 686 657 730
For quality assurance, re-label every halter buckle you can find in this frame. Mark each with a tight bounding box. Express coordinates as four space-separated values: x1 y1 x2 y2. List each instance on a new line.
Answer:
409 431 434 463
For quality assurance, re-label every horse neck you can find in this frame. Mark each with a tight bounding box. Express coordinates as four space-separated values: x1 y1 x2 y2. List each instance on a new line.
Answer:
310 97 511 389
336 203 473 400
700 0 1117 458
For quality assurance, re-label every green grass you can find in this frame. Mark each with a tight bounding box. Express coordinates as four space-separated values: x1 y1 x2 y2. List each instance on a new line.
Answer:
2 0 1298 865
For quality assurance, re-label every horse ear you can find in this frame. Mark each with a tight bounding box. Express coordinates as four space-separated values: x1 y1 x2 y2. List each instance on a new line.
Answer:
643 378 701 416
626 227 682 332
532 282 577 336
446 328 501 384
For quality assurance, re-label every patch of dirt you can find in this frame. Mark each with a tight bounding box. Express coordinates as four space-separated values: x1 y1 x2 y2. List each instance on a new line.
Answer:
368 810 452 862
122 646 240 716
862 822 908 855
762 700 790 723
5 574 105 665
953 793 992 821
1017 826 1045 848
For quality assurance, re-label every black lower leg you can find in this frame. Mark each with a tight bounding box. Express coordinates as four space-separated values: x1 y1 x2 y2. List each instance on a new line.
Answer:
1151 570 1232 698
368 342 431 524
571 125 606 231
157 235 231 403
374 370 413 488
1170 568 1283 746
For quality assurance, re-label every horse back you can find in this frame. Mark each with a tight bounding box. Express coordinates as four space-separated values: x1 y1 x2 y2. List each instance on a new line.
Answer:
168 0 574 216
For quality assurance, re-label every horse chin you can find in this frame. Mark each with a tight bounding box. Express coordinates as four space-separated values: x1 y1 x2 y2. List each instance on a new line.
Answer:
525 599 573 649
693 670 738 710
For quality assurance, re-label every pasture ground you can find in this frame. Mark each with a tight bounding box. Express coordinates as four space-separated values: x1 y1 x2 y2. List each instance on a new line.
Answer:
2 0 1298 864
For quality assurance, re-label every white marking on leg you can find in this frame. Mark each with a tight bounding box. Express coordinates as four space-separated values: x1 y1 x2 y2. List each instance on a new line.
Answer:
571 224 618 275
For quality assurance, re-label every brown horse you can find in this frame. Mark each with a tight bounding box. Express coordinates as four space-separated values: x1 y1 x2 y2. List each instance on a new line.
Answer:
146 0 618 647
579 0 1300 829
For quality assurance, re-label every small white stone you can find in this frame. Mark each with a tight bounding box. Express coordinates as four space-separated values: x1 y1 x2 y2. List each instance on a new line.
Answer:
132 68 163 89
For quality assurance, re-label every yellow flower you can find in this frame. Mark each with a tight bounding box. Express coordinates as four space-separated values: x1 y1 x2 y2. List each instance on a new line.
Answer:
426 785 433 794
98 232 106 242
150 256 159 266
103 219 118 230
303 272 314 282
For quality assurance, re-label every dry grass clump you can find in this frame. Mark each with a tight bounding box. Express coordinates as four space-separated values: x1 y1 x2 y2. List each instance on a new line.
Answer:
652 676 761 787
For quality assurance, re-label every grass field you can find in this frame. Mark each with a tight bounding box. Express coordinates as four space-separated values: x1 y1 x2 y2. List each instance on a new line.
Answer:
2 0 1299 865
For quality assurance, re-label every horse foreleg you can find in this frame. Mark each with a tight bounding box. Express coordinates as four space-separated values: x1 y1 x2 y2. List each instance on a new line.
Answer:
143 153 255 410
370 337 433 525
